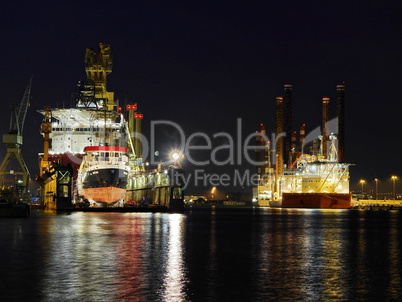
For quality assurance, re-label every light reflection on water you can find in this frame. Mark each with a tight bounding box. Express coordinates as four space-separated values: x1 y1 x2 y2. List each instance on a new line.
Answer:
0 209 402 301
388 211 401 297
37 212 189 301
162 214 186 301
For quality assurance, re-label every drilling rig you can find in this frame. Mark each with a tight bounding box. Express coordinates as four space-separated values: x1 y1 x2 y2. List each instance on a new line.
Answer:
0 78 32 202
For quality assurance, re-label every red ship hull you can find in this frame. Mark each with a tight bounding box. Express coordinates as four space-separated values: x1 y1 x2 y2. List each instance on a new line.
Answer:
281 193 352 209
39 152 83 177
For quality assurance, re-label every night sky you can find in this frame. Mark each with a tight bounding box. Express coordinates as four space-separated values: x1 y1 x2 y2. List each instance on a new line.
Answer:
1 0 402 195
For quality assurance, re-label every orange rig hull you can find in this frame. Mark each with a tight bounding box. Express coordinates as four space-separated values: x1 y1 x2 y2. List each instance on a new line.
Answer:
82 187 126 204
282 193 352 209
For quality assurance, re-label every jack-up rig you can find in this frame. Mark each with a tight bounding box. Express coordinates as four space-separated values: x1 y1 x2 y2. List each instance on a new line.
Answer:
0 78 32 202
255 83 352 209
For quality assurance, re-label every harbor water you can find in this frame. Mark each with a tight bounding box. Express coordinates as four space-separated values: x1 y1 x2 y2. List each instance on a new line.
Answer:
1 208 402 301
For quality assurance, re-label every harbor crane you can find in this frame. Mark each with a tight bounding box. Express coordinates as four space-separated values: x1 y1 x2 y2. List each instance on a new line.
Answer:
0 78 32 199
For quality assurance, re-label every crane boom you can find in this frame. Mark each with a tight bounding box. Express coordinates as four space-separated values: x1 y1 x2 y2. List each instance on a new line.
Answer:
8 77 31 135
17 77 32 135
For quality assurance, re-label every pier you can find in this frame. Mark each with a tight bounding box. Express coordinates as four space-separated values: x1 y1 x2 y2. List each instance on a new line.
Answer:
351 200 402 210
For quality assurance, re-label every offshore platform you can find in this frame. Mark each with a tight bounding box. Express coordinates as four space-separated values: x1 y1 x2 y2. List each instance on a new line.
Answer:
255 83 352 209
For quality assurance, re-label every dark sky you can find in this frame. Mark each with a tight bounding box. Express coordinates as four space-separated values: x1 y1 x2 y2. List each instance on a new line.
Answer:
1 0 402 195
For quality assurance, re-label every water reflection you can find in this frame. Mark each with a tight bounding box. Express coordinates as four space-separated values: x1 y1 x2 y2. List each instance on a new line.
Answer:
388 211 400 299
320 210 345 299
161 214 187 301
254 208 402 300
114 213 150 299
1 209 402 301
41 213 120 301
206 211 217 299
37 212 189 301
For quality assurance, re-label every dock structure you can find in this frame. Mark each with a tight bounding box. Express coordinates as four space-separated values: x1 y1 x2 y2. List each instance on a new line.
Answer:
351 200 402 210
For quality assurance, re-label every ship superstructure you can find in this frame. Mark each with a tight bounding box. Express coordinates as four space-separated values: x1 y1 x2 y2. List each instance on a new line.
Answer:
47 43 121 156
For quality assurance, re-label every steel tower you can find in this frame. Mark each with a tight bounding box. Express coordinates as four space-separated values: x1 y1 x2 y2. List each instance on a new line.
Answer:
0 78 32 197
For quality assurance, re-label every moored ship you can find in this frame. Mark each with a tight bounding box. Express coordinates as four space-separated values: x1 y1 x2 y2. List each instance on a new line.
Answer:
36 43 184 211
77 146 130 206
36 43 129 208
279 141 352 209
